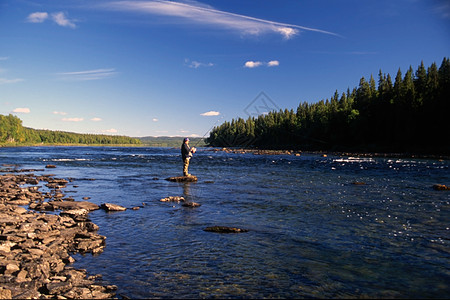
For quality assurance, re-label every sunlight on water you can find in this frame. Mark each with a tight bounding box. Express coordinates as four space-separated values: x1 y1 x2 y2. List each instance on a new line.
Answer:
0 147 449 298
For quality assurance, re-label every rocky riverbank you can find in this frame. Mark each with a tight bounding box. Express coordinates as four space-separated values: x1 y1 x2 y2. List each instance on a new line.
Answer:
209 147 449 160
0 171 117 299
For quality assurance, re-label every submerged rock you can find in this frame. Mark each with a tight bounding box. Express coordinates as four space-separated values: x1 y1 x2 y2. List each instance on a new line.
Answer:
165 176 198 182
433 184 450 191
182 202 201 208
204 226 248 233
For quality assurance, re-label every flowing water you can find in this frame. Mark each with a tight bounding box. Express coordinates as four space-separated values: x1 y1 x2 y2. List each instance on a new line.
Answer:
0 146 449 298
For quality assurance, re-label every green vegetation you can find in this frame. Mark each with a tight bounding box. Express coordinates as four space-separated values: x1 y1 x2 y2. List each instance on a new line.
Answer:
207 58 450 154
0 114 141 146
139 136 207 147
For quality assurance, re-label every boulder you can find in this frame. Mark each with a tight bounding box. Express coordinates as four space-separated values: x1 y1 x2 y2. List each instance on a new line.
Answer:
100 203 127 212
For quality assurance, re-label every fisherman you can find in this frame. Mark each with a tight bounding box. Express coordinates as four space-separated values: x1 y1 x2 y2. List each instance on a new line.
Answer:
181 137 196 176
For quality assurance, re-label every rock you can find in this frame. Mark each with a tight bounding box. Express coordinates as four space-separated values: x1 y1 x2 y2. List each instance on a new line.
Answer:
165 176 198 182
182 202 201 208
352 181 366 185
0 173 116 299
0 287 12 299
204 226 249 233
433 184 450 191
49 200 100 211
100 203 127 212
60 209 90 222
45 164 57 168
160 196 185 202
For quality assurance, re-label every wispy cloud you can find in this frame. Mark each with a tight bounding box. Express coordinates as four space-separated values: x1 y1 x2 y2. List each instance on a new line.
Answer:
12 108 30 114
51 12 77 28
53 111 68 115
102 0 339 39
27 12 49 23
57 68 117 81
62 117 84 122
201 111 220 116
26 11 77 28
152 118 159 122
185 58 214 68
244 60 280 68
0 57 9 61
433 0 450 19
91 117 103 122
0 78 24 84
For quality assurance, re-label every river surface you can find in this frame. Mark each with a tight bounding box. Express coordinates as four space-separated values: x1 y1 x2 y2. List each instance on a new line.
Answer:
0 146 449 298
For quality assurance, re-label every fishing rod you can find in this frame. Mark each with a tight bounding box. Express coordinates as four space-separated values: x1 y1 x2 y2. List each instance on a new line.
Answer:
192 115 225 149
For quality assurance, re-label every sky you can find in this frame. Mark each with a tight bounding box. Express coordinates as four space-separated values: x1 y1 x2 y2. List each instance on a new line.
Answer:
1 0 449 138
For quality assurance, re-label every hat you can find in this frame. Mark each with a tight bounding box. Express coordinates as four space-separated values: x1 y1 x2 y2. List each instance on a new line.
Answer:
184 138 190 142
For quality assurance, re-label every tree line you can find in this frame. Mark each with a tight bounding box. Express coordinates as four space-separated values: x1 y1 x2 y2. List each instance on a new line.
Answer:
206 58 450 154
0 114 141 145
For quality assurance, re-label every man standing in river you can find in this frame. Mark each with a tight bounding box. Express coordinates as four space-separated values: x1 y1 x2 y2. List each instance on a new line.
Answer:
181 138 196 176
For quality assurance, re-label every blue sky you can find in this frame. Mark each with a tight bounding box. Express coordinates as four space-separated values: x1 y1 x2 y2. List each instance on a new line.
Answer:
1 0 449 137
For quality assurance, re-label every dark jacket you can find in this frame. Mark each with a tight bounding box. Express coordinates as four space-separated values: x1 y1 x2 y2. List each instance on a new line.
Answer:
181 143 191 160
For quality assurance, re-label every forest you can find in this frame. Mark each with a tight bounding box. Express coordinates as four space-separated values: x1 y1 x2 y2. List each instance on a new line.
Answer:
0 114 141 146
206 58 450 155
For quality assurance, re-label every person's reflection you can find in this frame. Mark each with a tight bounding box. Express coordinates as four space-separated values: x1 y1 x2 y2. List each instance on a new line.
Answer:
182 182 191 202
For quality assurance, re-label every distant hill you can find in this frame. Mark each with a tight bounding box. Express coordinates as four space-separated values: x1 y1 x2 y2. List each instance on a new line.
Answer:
138 136 207 147
0 114 141 146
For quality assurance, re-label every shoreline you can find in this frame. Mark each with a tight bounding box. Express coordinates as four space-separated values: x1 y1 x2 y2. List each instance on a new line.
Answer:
0 170 116 299
207 147 450 160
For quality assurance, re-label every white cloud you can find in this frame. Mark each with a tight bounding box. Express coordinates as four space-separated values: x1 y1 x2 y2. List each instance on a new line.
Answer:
53 111 68 115
27 12 49 23
152 118 159 122
244 60 280 68
12 108 30 114
26 11 77 28
244 61 263 68
91 117 102 121
185 59 214 68
200 111 220 116
57 68 117 81
103 128 118 133
62 117 84 122
0 78 24 84
51 12 76 28
102 1 339 39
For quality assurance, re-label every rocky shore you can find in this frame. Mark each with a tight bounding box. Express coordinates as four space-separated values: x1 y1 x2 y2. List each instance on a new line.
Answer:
209 147 449 160
0 171 117 299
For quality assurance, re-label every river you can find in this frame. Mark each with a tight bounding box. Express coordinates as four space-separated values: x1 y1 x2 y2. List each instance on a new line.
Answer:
0 146 448 298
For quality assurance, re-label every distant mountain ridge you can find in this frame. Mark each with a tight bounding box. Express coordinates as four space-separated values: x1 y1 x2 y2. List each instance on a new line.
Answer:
138 136 207 147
